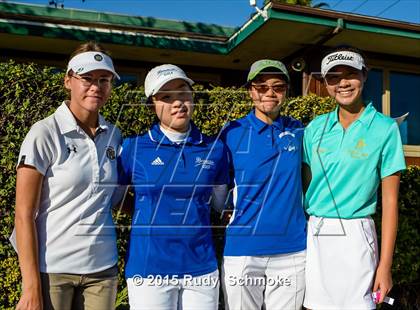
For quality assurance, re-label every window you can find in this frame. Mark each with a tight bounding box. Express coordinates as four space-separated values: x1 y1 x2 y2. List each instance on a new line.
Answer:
363 68 383 112
115 74 139 87
390 71 420 145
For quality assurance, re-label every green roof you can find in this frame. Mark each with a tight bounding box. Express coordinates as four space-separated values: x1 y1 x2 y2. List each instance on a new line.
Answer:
0 2 238 38
1 1 419 56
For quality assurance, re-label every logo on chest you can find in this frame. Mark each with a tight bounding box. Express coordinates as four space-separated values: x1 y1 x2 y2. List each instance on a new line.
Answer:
106 146 116 160
283 145 296 152
348 139 369 159
278 131 298 152
151 156 165 166
278 131 295 139
195 157 215 169
66 144 77 154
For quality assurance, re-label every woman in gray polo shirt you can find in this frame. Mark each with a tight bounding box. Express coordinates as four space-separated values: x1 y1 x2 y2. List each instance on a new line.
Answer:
14 42 121 310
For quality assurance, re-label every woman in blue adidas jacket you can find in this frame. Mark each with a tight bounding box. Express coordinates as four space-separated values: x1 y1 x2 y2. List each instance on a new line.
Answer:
118 64 229 310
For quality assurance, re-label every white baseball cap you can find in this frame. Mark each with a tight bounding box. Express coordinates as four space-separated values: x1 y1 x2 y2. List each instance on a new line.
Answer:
321 51 365 77
66 51 120 79
144 64 194 97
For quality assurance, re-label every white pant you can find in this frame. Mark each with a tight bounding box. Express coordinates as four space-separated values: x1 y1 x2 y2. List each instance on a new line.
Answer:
304 216 378 310
126 270 219 310
222 251 306 310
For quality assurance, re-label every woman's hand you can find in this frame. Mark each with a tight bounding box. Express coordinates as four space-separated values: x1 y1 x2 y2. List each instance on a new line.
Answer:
373 263 393 303
15 166 44 310
373 172 400 304
16 287 43 310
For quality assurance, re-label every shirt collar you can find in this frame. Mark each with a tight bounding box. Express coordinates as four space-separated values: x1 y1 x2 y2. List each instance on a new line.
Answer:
55 101 77 134
246 110 284 133
94 115 109 136
325 106 339 132
325 102 376 131
55 101 108 135
148 122 203 146
357 102 376 127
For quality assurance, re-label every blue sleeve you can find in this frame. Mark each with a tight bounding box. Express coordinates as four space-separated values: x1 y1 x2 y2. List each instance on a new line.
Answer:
118 137 133 185
218 124 235 188
380 121 406 178
292 118 304 129
218 122 228 144
214 141 230 185
283 116 303 130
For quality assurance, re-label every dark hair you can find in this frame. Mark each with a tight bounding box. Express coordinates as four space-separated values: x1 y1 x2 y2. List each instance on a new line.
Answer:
146 96 154 107
324 45 369 73
69 41 111 61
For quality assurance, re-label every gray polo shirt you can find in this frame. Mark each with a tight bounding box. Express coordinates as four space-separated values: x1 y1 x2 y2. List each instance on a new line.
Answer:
17 101 121 274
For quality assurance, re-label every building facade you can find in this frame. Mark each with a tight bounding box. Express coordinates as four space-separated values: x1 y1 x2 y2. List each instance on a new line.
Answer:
1 1 419 163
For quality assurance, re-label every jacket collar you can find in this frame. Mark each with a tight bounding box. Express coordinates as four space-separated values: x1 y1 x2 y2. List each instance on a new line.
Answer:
246 110 284 133
148 122 203 146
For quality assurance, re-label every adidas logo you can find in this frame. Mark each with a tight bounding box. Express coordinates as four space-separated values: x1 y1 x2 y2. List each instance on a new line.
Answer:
151 157 164 166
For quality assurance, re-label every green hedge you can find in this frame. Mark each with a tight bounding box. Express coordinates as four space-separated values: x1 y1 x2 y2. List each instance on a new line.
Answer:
1 61 419 309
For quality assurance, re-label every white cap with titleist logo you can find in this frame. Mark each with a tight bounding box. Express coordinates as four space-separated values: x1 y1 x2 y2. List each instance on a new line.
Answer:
321 51 365 77
144 64 194 98
66 51 120 79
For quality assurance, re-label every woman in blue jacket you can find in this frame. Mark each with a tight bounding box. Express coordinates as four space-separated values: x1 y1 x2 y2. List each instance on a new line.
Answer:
118 64 229 310
221 60 307 310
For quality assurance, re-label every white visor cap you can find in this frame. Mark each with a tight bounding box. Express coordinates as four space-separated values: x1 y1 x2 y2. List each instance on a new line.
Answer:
321 51 365 77
66 51 120 79
144 64 194 98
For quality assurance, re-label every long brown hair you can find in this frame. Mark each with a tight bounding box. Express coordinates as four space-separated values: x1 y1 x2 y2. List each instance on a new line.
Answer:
69 41 111 61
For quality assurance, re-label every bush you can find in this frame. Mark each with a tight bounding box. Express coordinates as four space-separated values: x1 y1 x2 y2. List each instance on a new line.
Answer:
374 166 420 309
1 60 419 309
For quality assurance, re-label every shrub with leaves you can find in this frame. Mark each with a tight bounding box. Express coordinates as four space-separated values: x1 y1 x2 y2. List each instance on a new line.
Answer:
0 60 418 309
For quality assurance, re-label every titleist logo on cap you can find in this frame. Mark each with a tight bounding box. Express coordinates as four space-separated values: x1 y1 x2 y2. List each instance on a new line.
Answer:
326 53 354 65
321 51 365 77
